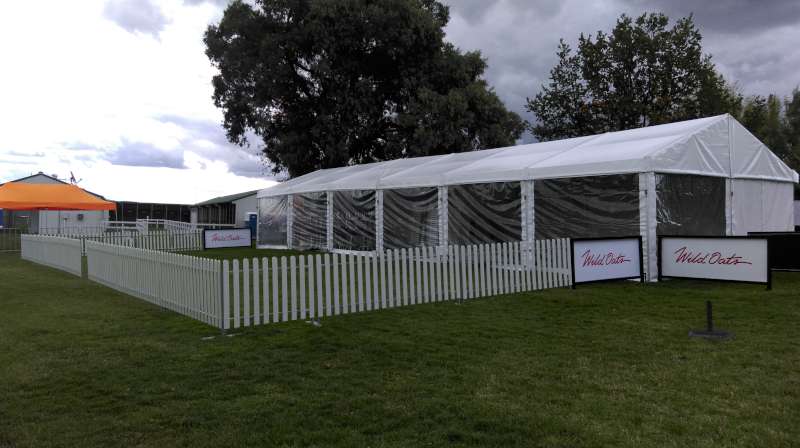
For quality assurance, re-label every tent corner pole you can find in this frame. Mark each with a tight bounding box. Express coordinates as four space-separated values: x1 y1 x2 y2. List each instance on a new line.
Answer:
326 191 334 251
438 186 448 255
374 190 383 254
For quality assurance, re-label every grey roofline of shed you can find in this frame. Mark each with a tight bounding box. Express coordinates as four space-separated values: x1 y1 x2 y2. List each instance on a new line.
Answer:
0 172 110 200
193 190 260 207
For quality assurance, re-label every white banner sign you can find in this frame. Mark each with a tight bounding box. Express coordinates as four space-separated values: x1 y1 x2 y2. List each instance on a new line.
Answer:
204 228 252 249
572 237 642 284
660 237 769 284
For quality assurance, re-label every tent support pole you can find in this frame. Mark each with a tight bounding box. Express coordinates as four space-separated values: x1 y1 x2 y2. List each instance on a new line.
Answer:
521 180 535 247
375 190 383 254
639 172 658 282
287 194 294 249
326 192 334 251
727 115 736 236
438 186 448 255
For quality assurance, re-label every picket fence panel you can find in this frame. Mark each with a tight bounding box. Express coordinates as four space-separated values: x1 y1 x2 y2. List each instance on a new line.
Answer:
220 239 572 330
85 240 222 327
79 231 202 253
20 234 83 276
65 237 573 330
0 228 22 252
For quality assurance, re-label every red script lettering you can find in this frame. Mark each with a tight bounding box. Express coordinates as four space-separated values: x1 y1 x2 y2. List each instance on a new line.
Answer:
672 246 752 265
581 250 631 267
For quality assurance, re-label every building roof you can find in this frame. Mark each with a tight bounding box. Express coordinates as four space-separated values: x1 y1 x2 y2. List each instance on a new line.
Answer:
1 172 109 200
195 190 259 207
0 182 117 211
259 114 799 198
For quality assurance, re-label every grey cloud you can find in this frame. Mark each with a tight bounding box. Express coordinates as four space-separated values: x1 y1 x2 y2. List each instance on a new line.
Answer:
68 116 272 178
75 154 98 163
619 0 800 33
105 140 185 169
7 150 45 158
184 0 231 6
445 0 623 139
0 159 36 166
103 0 169 37
1 169 34 183
62 141 95 151
445 0 563 25
156 114 277 179
443 0 800 136
157 114 233 148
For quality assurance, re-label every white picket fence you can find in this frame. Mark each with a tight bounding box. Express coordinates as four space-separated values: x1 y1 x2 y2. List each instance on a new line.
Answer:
220 239 572 330
39 226 125 237
25 235 571 330
135 219 197 234
20 235 83 276
39 219 197 236
78 231 202 253
85 241 222 327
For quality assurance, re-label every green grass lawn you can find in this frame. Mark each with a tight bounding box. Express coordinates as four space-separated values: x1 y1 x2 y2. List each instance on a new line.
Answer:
1 251 799 447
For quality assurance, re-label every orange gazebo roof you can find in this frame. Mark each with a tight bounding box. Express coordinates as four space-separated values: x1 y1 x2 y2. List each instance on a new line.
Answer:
0 182 116 211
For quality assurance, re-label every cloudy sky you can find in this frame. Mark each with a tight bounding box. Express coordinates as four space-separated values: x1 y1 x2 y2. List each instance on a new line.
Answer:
1 0 798 203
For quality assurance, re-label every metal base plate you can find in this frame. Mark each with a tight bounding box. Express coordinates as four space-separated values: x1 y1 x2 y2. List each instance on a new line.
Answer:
689 329 733 340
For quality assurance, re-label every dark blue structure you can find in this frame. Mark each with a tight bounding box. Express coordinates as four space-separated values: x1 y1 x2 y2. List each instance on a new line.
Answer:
248 213 257 238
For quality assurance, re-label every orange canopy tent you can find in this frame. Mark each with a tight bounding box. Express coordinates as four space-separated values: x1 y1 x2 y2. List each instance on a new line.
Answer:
0 182 116 211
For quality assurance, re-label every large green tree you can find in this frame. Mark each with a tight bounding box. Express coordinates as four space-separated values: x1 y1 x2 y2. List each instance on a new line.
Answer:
737 90 800 196
784 88 800 162
740 94 788 158
205 0 524 177
782 89 800 196
527 13 742 141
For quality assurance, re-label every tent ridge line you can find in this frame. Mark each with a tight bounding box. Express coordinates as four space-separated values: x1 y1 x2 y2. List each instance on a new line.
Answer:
638 114 728 168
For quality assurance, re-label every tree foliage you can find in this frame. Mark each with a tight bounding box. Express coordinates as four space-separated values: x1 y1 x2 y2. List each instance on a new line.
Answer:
205 0 523 177
739 91 800 178
527 13 742 141
740 95 787 156
783 88 800 163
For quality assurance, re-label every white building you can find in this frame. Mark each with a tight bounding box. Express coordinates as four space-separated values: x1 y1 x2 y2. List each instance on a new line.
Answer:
191 190 259 229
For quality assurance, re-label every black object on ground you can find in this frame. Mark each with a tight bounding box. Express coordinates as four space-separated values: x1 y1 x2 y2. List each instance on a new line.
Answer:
689 300 733 340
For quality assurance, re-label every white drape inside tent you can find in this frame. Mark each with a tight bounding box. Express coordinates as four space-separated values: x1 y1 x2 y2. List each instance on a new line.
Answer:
732 179 795 234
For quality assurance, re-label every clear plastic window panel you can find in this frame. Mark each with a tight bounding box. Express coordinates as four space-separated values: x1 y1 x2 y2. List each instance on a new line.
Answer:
656 174 725 236
534 174 639 239
448 182 521 245
292 192 327 250
257 196 288 246
333 190 376 251
383 187 439 249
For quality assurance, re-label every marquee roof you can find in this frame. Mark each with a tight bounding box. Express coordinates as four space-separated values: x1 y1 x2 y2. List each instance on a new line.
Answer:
259 114 799 198
0 182 117 211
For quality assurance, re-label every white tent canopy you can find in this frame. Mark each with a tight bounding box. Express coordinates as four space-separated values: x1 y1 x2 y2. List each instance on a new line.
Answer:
259 114 798 198
256 114 797 281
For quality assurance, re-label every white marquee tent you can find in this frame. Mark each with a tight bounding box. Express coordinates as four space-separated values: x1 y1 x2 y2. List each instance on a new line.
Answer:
257 114 798 280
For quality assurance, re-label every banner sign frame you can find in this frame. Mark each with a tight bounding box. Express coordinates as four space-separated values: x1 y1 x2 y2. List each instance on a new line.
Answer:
748 232 800 272
202 227 253 250
570 236 644 288
657 235 771 290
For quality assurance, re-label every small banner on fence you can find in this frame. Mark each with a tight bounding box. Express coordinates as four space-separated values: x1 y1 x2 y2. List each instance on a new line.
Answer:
658 236 771 288
203 228 252 249
570 236 643 287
